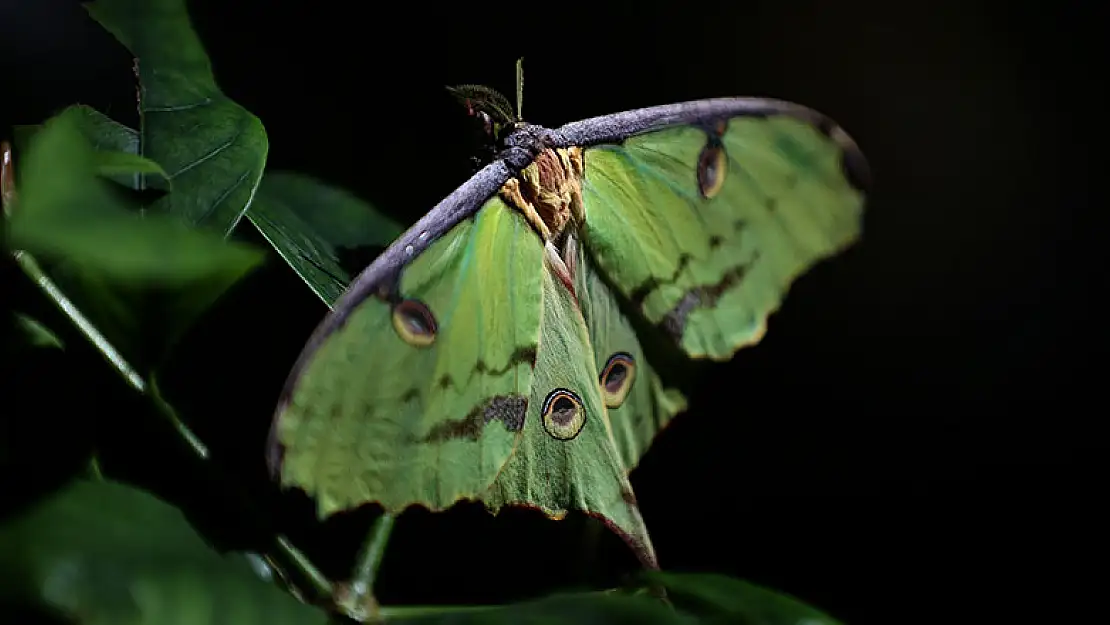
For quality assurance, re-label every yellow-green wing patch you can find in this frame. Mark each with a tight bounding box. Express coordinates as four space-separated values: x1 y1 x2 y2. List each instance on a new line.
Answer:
484 265 660 568
574 241 687 471
275 197 544 516
580 115 866 359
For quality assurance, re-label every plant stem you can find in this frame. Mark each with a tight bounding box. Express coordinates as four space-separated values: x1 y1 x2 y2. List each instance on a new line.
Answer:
338 512 395 621
275 535 334 600
14 252 146 391
353 513 395 593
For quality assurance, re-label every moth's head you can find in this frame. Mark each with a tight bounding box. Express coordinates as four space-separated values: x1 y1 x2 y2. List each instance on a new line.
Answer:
446 84 521 148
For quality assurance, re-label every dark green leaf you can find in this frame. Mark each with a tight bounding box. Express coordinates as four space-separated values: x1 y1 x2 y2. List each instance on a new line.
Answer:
9 107 264 369
647 572 845 625
386 592 693 625
0 479 327 625
248 171 404 305
17 105 140 157
10 110 262 288
69 104 138 154
12 106 170 191
11 313 64 350
85 0 268 235
95 150 171 189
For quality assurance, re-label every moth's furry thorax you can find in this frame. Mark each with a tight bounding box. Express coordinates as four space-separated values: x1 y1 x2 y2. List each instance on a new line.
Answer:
499 146 585 242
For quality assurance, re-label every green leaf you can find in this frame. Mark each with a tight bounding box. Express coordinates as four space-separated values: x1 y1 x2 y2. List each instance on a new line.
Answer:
69 104 138 154
248 171 404 306
10 110 263 288
95 150 171 189
387 592 694 624
84 0 268 235
12 105 170 191
11 313 64 350
0 479 328 625
9 107 264 369
647 572 845 625
389 574 844 625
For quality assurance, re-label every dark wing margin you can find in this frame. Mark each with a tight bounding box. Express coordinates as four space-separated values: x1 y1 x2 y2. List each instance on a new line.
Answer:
549 97 870 191
266 159 514 474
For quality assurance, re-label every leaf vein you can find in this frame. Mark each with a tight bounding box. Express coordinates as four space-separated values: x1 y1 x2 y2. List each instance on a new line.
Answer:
167 131 239 179
197 168 252 227
144 98 214 113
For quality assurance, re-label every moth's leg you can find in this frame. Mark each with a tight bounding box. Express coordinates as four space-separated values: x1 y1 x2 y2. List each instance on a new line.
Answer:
561 232 579 284
543 239 574 294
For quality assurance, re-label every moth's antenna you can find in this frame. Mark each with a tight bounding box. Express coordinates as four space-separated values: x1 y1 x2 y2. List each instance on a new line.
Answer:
515 57 524 121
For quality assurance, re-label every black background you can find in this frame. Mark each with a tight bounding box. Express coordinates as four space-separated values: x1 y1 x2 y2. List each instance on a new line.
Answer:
1 0 1104 623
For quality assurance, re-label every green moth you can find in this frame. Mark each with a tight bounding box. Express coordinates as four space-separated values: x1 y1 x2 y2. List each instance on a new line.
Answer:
268 63 869 569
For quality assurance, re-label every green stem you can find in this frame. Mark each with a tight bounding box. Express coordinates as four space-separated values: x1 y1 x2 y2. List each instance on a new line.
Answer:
356 513 395 590
14 251 147 393
12 254 211 461
339 513 395 621
275 535 334 600
10 247 333 604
